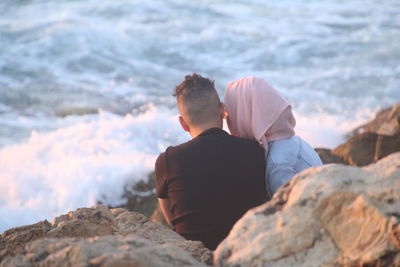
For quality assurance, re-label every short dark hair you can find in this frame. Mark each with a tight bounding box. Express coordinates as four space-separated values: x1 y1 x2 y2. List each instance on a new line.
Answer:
174 73 221 126
174 73 216 98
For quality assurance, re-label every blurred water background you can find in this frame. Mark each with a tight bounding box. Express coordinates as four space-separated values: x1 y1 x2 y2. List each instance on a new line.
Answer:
0 0 399 232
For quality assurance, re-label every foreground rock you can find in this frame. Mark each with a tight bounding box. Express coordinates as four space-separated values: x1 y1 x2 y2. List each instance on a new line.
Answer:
214 152 400 267
316 103 400 166
1 235 205 267
0 206 212 266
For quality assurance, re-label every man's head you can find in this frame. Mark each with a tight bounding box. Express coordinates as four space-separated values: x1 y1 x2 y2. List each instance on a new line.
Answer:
174 73 224 136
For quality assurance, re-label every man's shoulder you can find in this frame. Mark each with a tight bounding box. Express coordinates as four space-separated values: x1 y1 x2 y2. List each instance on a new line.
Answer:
165 138 195 154
158 133 264 161
225 134 265 154
155 142 191 181
156 139 194 162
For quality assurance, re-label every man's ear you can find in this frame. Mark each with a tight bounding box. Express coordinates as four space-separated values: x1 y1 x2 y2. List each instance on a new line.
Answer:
220 102 227 119
179 116 190 132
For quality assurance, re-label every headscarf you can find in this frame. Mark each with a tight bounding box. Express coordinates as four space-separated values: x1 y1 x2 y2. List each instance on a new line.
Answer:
224 76 296 152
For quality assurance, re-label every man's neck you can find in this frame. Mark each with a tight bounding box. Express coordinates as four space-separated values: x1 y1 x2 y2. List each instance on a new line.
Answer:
189 122 222 138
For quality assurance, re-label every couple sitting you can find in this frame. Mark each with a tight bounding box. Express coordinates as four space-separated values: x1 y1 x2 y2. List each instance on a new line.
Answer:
155 74 322 250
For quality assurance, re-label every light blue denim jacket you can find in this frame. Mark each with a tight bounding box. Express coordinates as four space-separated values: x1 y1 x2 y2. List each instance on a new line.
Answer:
266 135 322 198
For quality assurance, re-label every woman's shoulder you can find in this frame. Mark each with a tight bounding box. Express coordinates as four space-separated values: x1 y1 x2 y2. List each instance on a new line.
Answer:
267 136 301 166
267 135 322 167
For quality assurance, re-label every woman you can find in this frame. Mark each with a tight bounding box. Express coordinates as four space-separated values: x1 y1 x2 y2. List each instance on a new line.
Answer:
224 76 322 199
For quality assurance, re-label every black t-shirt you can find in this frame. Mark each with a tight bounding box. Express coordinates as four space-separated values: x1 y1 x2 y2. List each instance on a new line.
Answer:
155 127 267 250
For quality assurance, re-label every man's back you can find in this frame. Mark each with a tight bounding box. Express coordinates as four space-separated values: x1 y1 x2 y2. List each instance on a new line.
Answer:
155 127 267 250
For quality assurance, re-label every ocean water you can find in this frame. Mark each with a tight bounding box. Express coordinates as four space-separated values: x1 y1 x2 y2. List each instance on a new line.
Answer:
0 0 399 232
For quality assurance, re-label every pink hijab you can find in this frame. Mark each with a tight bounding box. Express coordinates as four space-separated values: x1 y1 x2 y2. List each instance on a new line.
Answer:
224 76 296 152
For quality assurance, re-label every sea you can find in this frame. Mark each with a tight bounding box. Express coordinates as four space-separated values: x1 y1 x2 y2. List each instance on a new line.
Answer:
0 0 399 233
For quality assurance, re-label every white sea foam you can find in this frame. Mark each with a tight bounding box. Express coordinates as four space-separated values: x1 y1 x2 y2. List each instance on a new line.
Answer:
0 106 188 233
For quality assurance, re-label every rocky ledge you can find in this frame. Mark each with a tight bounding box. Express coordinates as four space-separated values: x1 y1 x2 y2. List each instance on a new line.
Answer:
0 207 212 266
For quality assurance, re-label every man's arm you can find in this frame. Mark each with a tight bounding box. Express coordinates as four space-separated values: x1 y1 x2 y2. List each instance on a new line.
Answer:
158 198 173 226
155 152 173 225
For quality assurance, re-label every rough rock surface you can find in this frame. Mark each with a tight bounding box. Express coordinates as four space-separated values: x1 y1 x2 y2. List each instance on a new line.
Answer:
1 234 204 267
214 153 400 267
0 221 51 256
332 132 379 166
352 103 400 137
317 103 400 166
330 132 400 167
314 148 346 165
0 206 212 266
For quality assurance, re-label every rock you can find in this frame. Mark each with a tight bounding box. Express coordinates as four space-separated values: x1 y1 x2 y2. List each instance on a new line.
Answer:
351 103 400 136
317 103 400 166
114 210 180 243
375 133 400 162
169 240 214 266
332 132 378 166
0 205 212 266
113 209 213 265
0 234 206 267
47 205 117 238
327 131 400 167
315 148 346 164
214 152 400 267
0 221 51 260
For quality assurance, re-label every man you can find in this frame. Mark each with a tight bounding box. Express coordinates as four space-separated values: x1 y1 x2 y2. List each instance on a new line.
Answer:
155 73 267 250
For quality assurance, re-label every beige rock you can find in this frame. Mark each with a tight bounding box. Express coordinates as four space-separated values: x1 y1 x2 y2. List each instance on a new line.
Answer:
214 152 400 267
0 234 206 267
47 205 117 238
352 103 400 136
0 220 51 260
0 206 212 266
317 103 400 166
375 133 400 162
168 240 214 266
331 131 400 166
114 209 183 243
113 209 213 265
332 132 378 166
